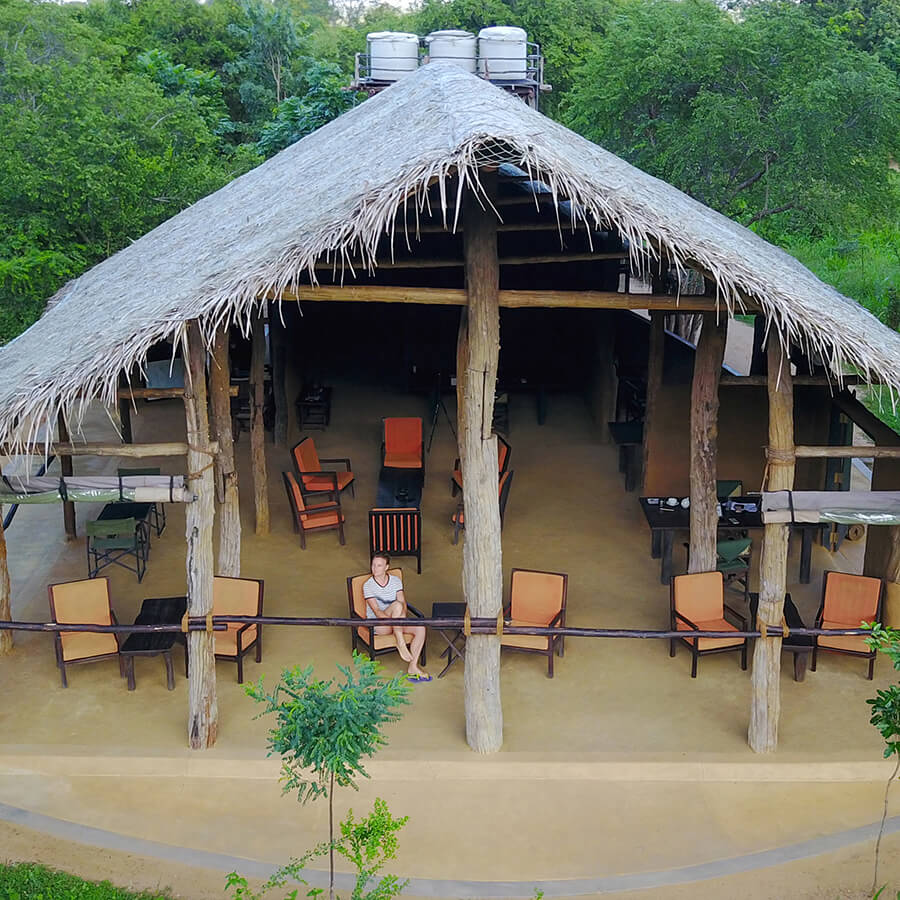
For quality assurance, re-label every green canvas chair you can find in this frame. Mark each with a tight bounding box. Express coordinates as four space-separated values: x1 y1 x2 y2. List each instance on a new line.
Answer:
716 538 752 606
86 517 147 583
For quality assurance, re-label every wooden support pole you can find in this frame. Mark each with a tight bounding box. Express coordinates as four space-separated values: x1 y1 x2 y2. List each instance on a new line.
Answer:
269 302 288 446
460 177 504 754
56 413 76 541
641 311 665 492
0 442 194 458
117 372 133 444
749 337 794 753
591 311 617 443
0 517 11 655
250 310 270 535
183 321 218 750
688 314 727 573
209 328 241 577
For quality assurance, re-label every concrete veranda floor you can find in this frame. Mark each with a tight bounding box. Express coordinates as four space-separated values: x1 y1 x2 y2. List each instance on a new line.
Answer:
1 378 899 897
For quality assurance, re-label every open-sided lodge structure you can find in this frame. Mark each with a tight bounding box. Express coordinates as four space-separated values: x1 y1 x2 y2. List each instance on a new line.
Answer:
2 62 900 754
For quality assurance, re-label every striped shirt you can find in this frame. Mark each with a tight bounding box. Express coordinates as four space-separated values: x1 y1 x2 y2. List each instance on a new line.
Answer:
363 574 403 619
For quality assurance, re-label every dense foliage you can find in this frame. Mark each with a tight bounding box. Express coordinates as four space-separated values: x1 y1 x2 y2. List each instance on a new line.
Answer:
0 862 175 899
0 0 897 361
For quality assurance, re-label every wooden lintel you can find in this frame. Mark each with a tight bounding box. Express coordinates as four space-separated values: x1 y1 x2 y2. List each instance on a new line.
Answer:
314 252 626 271
721 374 869 387
794 445 900 458
0 442 192 458
403 222 607 234
272 285 722 311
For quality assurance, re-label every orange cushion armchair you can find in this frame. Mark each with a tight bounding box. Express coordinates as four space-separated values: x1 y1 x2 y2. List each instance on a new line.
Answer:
48 577 122 687
812 570 884 679
382 417 423 469
500 568 567 677
212 576 263 684
452 470 514 545
346 568 426 663
282 471 346 548
670 571 748 677
291 436 355 500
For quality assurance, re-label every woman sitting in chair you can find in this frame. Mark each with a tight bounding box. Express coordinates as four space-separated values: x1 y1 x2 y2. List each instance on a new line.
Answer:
364 552 431 682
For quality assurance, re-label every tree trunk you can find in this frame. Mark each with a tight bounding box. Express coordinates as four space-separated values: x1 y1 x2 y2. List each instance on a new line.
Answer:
749 337 794 753
688 314 727 573
269 302 289 446
0 516 12 654
118 372 133 444
57 412 76 541
460 176 503 754
183 321 218 750
641 311 665 492
210 329 241 577
250 310 270 535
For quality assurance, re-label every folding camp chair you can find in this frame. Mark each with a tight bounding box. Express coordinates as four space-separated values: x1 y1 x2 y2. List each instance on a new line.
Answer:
86 517 148 582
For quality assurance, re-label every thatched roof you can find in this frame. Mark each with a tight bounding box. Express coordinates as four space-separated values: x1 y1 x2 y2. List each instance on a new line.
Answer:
1 62 898 448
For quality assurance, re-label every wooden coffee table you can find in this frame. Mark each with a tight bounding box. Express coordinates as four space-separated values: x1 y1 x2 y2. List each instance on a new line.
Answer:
432 601 467 677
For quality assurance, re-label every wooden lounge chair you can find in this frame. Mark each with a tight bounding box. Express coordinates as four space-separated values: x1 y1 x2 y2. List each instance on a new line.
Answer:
86 517 148 582
368 507 421 573
382 417 423 469
346 567 426 663
213 576 264 684
811 570 884 679
48 577 122 687
500 568 567 678
451 434 511 496
670 571 748 677
117 466 166 535
282 471 346 548
452 470 514 544
291 436 355 500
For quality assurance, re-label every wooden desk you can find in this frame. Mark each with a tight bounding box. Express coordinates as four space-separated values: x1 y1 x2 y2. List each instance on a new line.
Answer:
296 386 332 430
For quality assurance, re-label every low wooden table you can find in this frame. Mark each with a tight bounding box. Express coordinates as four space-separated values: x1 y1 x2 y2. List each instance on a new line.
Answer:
296 386 332 430
749 593 813 682
120 596 187 691
432 601 467 677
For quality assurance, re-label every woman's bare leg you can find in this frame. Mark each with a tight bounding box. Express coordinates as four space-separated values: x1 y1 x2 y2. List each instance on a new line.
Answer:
406 626 429 677
385 600 412 661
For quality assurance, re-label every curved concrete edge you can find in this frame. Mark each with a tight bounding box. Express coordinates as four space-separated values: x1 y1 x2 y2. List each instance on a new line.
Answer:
0 751 896 783
1 800 899 898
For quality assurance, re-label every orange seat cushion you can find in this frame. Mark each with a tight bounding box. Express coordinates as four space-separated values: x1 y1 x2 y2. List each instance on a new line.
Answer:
510 571 565 624
300 505 344 528
51 579 118 662
452 470 462 488
500 619 552 651
302 471 354 492
60 631 118 662
215 624 259 656
384 452 422 469
823 573 881 623
384 418 422 468
676 617 743 651
817 620 870 654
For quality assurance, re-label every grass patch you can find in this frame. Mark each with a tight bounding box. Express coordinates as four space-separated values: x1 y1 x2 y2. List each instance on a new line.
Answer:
0 862 177 900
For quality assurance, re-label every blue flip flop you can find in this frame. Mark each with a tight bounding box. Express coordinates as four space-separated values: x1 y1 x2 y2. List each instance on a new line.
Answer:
407 673 433 683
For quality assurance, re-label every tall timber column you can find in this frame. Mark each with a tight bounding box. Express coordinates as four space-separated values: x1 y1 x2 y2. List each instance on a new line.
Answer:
269 302 288 447
749 336 794 753
57 412 77 541
641 311 665 492
184 320 218 749
250 309 270 535
459 177 503 754
688 314 727 573
209 328 241 576
0 517 11 654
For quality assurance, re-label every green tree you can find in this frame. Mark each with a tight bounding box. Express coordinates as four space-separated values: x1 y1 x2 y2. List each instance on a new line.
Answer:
245 654 411 900
562 0 900 237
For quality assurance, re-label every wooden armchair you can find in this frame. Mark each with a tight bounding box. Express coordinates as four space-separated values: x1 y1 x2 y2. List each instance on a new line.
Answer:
346 568 426 663
291 436 355 500
452 470 514 545
500 568 567 677
670 571 748 677
282 471 346 548
368 507 421 573
451 434 511 497
382 417 423 469
213 576 264 684
811 571 884 679
48 577 122 687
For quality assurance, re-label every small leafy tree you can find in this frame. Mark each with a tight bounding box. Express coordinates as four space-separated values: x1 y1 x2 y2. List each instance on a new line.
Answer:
865 623 900 894
245 653 411 900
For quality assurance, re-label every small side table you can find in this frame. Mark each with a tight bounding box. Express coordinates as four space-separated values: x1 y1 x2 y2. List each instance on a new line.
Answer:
120 596 187 690
296 386 332 430
432 601 467 678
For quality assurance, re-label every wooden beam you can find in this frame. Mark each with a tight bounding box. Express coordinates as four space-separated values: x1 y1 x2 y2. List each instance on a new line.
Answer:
56 413 76 541
688 315 727 573
833 391 900 444
749 338 794 753
209 328 241 577
250 310 269 536
409 221 607 234
794 446 900 458
183 320 218 750
0 517 11 655
642 312 665 492
273 285 723 311
314 252 626 270
721 374 870 386
460 176 504 755
0 442 193 458
115 386 238 400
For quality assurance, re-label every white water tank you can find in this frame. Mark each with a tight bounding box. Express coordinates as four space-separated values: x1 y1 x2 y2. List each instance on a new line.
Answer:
367 32 420 82
477 26 528 80
425 30 477 72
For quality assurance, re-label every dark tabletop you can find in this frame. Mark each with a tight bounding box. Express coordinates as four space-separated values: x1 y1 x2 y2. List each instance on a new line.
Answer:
639 495 764 530
608 421 644 445
120 595 187 654
376 467 424 509
98 501 154 522
432 601 467 618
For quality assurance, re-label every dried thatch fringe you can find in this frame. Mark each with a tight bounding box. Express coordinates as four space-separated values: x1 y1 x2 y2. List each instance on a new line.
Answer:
1 63 898 456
